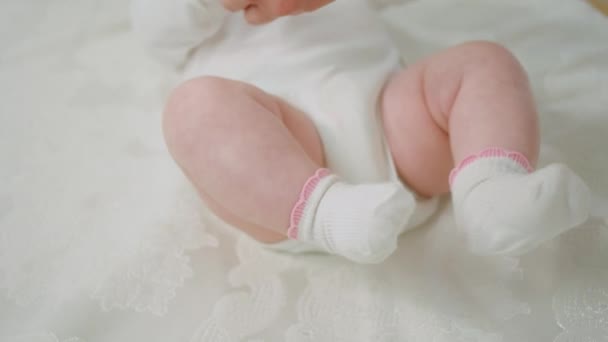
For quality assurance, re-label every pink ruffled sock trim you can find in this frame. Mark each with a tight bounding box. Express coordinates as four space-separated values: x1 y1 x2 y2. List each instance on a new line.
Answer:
287 168 332 239
449 147 534 186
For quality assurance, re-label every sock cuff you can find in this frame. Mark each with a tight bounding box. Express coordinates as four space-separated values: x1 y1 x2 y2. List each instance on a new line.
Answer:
449 147 534 187
287 168 334 239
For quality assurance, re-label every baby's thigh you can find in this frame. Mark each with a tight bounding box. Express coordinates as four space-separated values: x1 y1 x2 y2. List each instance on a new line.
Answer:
164 76 325 242
164 76 325 167
380 66 453 198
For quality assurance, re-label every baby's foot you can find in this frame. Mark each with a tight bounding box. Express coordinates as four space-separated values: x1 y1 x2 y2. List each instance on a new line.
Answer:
451 154 590 256
290 170 416 263
314 182 415 263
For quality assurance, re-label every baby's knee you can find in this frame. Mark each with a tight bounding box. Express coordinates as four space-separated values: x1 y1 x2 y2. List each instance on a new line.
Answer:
165 76 238 121
456 41 528 78
163 76 240 149
457 41 513 58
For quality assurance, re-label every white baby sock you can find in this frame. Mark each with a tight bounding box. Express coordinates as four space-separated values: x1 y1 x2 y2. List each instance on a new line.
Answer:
450 148 591 256
288 169 415 263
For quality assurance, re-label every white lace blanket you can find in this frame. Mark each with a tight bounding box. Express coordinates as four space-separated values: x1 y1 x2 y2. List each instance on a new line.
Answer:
1 0 607 341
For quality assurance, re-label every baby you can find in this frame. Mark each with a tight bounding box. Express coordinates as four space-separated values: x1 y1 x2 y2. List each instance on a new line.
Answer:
131 0 591 263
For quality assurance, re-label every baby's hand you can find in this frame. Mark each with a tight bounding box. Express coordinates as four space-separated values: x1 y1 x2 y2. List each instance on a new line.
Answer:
221 0 334 25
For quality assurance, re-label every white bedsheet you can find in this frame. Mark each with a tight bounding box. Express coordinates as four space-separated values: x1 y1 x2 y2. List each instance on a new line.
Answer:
1 0 607 341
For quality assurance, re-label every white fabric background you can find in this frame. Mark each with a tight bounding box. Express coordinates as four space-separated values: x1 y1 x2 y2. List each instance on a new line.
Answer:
1 0 607 341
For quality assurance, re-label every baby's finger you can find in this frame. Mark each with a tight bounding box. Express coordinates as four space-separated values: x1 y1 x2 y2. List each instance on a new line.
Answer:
221 0 250 12
266 0 298 16
244 0 296 23
301 0 334 12
244 4 274 25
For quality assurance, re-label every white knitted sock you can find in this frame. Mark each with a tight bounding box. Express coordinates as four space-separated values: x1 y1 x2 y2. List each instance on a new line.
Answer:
288 169 416 263
450 148 591 256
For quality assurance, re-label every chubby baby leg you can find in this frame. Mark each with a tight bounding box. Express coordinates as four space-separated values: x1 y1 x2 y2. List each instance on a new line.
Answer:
164 76 322 238
381 41 590 255
164 76 413 263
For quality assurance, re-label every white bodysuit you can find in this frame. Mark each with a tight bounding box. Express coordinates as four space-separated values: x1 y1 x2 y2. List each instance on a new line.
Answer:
131 0 439 249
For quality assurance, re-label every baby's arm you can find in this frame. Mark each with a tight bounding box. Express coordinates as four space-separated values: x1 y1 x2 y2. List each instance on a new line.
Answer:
130 0 226 69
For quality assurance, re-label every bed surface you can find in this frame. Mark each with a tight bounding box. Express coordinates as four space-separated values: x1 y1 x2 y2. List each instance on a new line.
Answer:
1 0 607 341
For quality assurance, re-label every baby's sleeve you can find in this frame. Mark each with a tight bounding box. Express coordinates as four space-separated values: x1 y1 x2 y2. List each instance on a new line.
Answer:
130 0 226 69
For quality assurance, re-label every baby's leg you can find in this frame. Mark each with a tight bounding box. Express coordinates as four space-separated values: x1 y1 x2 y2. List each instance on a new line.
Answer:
164 76 322 239
164 77 413 262
382 41 590 255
